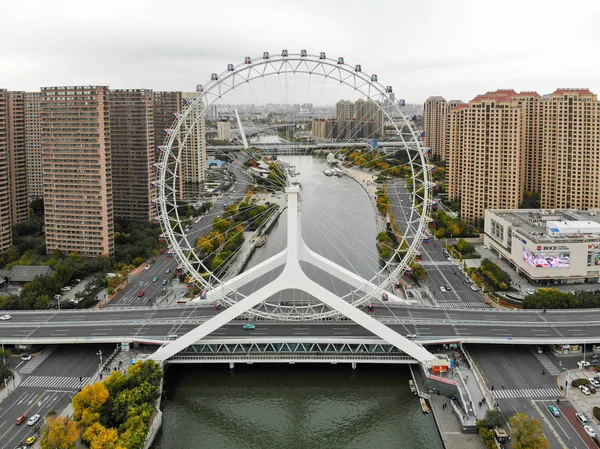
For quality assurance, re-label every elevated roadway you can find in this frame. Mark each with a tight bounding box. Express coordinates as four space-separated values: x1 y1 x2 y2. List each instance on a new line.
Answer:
0 305 599 346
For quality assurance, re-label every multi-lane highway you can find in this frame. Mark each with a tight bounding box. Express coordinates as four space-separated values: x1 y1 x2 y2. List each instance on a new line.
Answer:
0 345 111 449
470 345 594 449
1 305 600 344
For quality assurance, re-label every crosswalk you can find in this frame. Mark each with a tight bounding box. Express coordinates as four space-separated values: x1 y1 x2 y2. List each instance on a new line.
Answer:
436 301 490 309
531 349 561 375
493 388 563 399
20 375 91 390
19 346 56 374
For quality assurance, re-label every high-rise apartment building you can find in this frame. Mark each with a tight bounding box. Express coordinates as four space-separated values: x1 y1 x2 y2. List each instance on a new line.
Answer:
423 97 464 161
180 92 207 200
423 96 447 161
7 91 28 225
25 92 43 200
152 91 181 161
447 91 526 224
41 86 114 257
216 120 231 141
541 89 600 210
109 89 155 221
0 90 11 253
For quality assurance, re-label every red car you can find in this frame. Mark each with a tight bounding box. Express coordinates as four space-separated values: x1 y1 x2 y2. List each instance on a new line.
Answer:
138 291 145 298
16 414 27 425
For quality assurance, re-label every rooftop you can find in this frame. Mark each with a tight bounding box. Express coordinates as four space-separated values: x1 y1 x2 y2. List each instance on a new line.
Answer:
489 209 600 243
0 265 54 283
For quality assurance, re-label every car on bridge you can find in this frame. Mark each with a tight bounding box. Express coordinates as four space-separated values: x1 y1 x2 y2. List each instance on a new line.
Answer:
548 404 560 417
440 286 446 292
243 324 256 330
0 314 11 320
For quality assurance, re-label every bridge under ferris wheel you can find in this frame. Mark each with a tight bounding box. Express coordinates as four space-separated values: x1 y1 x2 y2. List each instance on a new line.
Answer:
149 50 445 369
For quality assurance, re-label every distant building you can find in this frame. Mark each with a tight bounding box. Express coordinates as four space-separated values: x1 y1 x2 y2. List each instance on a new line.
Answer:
216 120 231 141
109 89 155 221
41 86 114 257
312 99 383 140
485 208 600 284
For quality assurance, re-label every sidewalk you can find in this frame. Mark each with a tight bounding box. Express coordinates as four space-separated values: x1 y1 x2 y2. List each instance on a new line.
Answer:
429 394 487 449
0 366 22 402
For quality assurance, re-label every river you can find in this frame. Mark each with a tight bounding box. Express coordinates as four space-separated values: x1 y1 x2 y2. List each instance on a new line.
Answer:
151 154 444 448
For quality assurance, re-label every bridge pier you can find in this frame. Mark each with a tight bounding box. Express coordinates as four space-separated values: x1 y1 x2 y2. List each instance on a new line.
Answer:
352 362 357 370
229 362 234 370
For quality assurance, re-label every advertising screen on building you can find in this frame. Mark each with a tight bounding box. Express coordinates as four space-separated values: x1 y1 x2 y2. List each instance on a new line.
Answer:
594 252 600 266
523 246 570 268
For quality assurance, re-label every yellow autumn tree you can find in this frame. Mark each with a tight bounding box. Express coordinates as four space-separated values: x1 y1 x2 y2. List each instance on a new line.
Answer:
72 382 109 428
83 422 120 449
41 416 80 449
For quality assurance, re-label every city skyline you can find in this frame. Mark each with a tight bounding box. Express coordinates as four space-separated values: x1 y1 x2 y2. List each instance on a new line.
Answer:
1 0 600 103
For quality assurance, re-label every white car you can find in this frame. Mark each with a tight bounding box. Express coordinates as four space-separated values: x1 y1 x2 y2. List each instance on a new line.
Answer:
27 414 40 426
576 412 589 424
526 288 535 295
406 333 417 339
589 378 600 388
578 360 591 369
470 285 478 291
584 425 596 438
0 314 11 320
440 286 446 292
21 354 32 361
144 265 150 270
579 385 591 395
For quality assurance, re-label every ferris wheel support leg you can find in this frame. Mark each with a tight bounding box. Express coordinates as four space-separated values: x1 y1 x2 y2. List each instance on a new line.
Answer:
299 243 406 303
201 249 286 303
149 277 294 363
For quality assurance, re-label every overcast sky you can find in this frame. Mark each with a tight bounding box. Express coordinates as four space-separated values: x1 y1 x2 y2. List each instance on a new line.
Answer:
1 0 599 104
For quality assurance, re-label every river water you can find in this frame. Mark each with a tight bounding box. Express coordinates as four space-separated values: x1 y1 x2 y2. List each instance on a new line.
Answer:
151 155 444 448
152 364 444 449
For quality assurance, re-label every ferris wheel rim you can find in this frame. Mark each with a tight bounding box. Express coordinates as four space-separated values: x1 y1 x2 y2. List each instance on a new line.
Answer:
156 51 432 320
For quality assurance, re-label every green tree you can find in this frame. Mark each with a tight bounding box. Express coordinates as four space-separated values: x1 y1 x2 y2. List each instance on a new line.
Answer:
411 263 427 283
477 426 496 449
481 409 506 429
509 413 549 449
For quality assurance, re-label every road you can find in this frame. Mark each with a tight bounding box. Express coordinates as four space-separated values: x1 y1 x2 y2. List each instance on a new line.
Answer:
2 306 600 344
0 345 111 449
387 179 487 308
469 344 594 449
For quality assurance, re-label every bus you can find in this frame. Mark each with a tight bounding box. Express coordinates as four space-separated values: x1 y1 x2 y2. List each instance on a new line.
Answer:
175 265 183 275
406 268 413 277
416 251 423 260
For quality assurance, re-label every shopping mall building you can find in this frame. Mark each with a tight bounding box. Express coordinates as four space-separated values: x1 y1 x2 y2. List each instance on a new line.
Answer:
484 209 600 285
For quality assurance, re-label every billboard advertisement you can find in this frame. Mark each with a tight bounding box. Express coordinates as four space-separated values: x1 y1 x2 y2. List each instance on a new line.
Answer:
522 246 570 268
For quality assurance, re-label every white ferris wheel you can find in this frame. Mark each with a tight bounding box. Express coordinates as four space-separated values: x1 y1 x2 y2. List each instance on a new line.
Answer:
155 50 433 322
